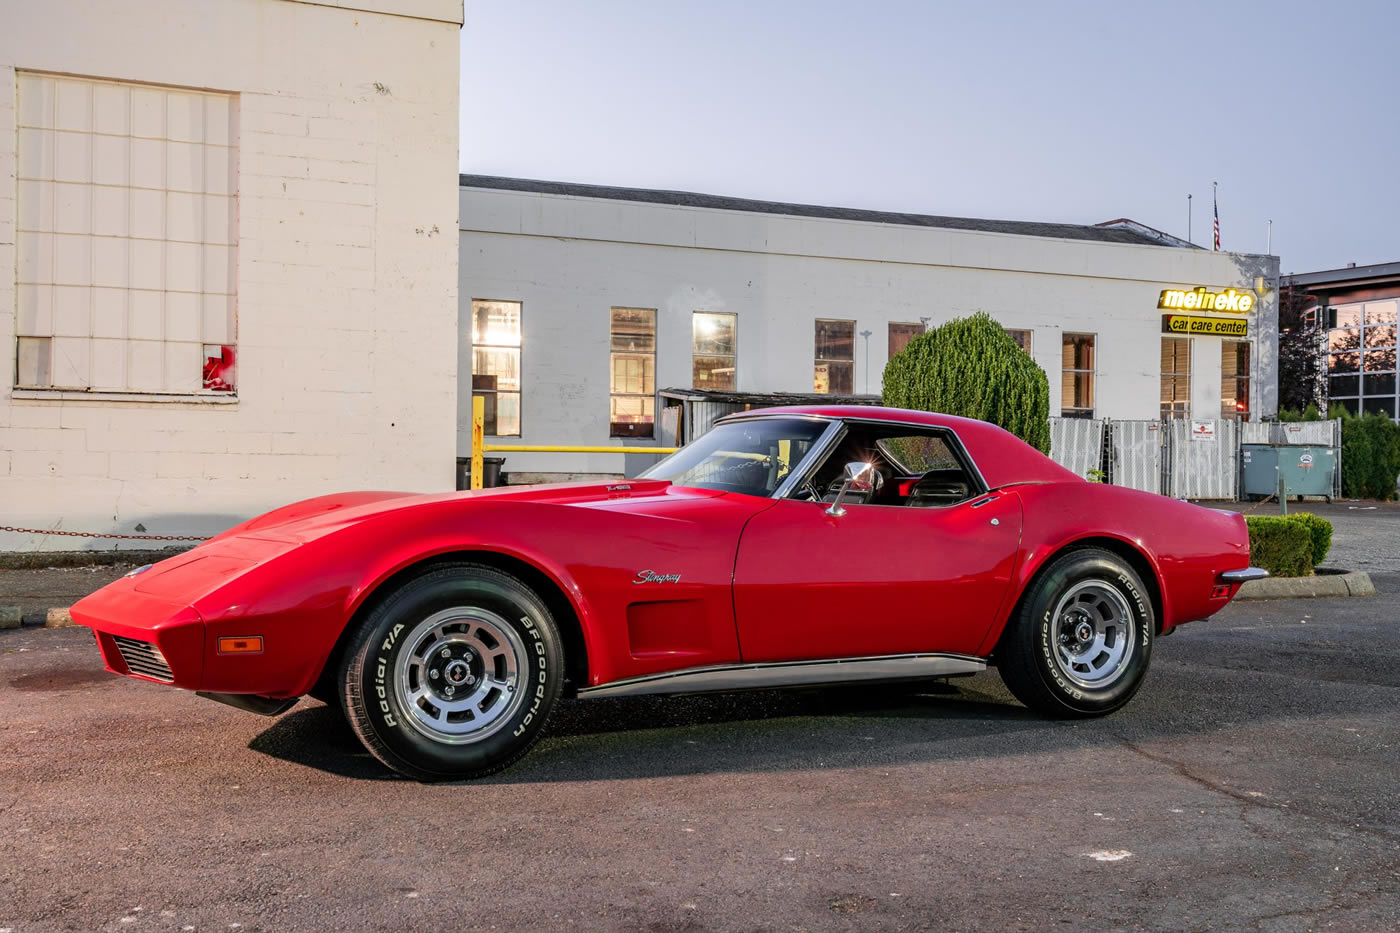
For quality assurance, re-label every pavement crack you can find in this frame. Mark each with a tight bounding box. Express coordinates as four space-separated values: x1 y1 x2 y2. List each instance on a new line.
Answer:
1116 737 1399 842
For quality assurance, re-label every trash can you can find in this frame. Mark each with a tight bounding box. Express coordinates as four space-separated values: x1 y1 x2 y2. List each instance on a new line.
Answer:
1277 446 1335 501
482 456 506 489
1240 444 1335 502
1240 445 1278 500
455 456 508 490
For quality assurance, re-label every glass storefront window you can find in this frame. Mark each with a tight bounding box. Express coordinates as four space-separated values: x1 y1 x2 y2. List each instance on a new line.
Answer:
814 319 855 394
1326 299 1399 420
472 299 522 436
1365 324 1397 348
1364 348 1397 373
1221 341 1250 419
1061 333 1095 418
1160 337 1190 418
1328 327 1360 352
692 311 737 391
1334 303 1363 328
1329 351 1360 374
609 307 656 438
1365 300 1398 324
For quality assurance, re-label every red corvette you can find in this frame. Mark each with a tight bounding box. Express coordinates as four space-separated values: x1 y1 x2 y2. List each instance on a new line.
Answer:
72 406 1263 780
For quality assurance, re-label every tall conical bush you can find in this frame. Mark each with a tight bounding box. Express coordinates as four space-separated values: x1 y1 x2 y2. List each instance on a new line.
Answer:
882 311 1051 453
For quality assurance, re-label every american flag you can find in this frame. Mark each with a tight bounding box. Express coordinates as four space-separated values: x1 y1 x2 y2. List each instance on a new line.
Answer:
1213 185 1220 251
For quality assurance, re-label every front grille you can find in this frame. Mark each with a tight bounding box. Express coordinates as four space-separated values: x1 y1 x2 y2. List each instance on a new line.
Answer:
112 636 175 682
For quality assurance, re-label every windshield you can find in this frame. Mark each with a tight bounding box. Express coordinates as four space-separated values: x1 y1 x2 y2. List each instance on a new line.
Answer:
639 418 829 497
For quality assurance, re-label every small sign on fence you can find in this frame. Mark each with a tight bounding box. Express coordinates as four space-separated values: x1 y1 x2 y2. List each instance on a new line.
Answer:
1190 420 1216 442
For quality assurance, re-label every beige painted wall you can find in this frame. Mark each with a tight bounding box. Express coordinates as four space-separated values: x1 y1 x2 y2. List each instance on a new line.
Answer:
1 0 462 550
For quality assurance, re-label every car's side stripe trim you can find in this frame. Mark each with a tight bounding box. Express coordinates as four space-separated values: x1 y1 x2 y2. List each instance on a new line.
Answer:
576 652 986 699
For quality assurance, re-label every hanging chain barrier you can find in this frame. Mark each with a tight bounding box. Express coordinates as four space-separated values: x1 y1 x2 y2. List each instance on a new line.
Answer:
0 525 210 541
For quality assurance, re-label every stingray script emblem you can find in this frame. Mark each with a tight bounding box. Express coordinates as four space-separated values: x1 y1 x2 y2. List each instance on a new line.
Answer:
633 570 681 584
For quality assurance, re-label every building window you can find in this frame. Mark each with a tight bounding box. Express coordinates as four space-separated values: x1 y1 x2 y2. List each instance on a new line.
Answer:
1327 300 1397 419
692 311 736 391
14 73 238 394
1160 337 1191 418
888 322 924 358
1005 329 1032 353
472 299 521 436
1221 342 1252 419
610 307 656 438
814 319 855 394
1061 333 1095 418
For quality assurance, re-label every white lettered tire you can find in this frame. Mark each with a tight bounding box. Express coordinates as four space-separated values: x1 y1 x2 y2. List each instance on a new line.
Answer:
996 548 1154 717
340 563 563 781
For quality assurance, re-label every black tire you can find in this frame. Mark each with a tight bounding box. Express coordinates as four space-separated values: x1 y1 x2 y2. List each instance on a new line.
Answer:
340 563 564 781
996 548 1154 718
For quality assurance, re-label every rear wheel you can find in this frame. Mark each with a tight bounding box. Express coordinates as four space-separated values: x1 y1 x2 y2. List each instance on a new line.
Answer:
340 564 563 781
997 548 1154 718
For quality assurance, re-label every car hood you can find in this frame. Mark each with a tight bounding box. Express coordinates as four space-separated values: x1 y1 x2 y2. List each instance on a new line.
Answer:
206 479 708 544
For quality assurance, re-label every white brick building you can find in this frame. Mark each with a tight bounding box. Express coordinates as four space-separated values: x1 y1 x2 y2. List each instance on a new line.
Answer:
1 0 462 550
458 177 1280 481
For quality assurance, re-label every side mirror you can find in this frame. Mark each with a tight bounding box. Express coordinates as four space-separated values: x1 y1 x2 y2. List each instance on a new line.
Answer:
826 462 879 516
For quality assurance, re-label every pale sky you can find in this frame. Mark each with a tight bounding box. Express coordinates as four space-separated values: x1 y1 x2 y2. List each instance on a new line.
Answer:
460 0 1398 274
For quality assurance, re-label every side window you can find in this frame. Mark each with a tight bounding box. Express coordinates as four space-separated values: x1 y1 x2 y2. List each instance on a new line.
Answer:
877 435 961 474
799 424 979 509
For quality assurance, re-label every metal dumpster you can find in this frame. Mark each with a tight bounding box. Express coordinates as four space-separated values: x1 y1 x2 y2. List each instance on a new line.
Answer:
1241 444 1336 502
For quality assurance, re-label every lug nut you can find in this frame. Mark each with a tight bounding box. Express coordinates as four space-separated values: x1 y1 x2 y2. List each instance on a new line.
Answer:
445 685 455 696
440 648 451 658
429 669 439 680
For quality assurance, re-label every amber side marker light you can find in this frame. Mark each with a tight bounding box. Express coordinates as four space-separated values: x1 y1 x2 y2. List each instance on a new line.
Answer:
217 636 264 655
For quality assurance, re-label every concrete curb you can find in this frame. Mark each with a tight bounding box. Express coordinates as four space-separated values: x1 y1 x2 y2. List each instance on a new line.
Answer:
1235 570 1375 600
44 608 75 628
0 605 77 630
0 548 188 570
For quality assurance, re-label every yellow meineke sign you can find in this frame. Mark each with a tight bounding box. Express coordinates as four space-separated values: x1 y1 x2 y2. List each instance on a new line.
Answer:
1158 286 1255 313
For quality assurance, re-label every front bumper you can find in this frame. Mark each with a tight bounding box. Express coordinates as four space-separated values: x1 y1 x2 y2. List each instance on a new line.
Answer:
74 588 206 690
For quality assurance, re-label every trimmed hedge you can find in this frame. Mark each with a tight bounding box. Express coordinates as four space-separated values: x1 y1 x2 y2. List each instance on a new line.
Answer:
1336 409 1400 501
1290 512 1334 567
882 312 1051 453
1246 515 1320 577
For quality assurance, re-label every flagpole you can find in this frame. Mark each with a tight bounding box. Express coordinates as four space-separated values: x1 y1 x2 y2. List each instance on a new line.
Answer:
1187 194 1192 245
1213 181 1219 251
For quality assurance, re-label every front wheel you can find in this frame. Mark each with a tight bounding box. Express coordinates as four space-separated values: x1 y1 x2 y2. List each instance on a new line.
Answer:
996 548 1154 718
340 564 564 781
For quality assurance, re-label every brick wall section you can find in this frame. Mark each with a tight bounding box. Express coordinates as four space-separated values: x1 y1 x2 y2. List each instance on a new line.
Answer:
0 0 463 549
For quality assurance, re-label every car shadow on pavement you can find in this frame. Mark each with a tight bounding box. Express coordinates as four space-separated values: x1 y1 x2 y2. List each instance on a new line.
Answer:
246 701 400 781
246 674 1061 783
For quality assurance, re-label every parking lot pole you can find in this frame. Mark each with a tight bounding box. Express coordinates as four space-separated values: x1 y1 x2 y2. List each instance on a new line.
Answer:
471 396 485 491
1278 472 1288 515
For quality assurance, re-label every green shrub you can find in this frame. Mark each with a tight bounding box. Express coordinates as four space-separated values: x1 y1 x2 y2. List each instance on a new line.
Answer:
1330 407 1400 500
882 312 1051 453
1289 512 1333 567
1246 516 1314 577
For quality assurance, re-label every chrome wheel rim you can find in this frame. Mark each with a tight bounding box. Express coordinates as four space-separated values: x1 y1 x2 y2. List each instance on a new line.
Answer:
394 607 529 745
1050 580 1135 690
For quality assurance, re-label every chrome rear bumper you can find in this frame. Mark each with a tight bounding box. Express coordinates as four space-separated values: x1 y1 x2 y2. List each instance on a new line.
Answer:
1219 567 1269 583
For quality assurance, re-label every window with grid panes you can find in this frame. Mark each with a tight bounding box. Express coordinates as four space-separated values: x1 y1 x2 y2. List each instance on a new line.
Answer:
14 73 238 395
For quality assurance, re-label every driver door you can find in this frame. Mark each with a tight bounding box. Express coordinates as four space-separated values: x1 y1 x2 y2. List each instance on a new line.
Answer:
730 487 1023 662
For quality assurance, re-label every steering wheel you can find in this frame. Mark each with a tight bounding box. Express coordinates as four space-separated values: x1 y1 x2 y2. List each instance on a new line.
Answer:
793 478 823 502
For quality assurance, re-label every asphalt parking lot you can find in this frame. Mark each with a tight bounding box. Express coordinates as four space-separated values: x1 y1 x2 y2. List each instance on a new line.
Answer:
2 573 1398 932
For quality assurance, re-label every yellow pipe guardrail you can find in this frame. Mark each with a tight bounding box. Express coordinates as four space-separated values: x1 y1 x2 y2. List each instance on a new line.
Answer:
469 397 678 489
